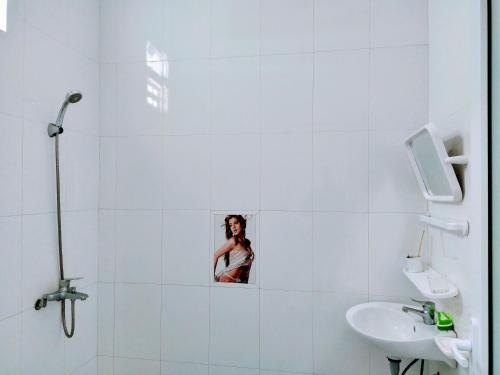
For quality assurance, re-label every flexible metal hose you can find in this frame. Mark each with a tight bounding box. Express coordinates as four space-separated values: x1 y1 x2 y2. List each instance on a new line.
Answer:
55 135 76 338
61 300 75 338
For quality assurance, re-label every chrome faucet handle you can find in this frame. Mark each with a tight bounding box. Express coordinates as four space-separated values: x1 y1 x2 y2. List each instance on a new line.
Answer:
63 277 84 281
59 277 84 289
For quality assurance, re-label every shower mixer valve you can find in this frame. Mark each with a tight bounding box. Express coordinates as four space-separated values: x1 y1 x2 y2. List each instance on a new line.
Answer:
34 277 88 310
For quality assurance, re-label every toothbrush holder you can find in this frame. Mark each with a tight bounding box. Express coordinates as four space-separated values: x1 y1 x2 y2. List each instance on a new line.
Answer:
406 256 424 273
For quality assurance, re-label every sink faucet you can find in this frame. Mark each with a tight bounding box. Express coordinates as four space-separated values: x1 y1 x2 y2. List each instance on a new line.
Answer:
402 299 435 325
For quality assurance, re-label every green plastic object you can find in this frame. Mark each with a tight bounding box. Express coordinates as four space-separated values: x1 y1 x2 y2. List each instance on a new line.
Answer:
436 311 454 331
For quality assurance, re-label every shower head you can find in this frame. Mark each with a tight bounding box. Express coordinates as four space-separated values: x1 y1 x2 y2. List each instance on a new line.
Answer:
48 90 83 137
57 91 83 125
66 91 82 104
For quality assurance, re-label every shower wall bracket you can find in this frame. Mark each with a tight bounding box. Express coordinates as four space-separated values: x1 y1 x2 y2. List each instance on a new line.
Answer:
47 122 63 137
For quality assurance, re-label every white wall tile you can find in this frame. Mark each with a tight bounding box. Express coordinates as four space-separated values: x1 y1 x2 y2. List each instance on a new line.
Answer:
313 131 369 212
22 304 65 375
99 211 115 282
163 210 210 285
161 285 209 363
24 0 69 52
369 46 429 131
116 62 164 136
63 211 99 287
313 213 368 294
428 2 473 123
370 0 428 47
261 371 310 375
260 212 313 291
100 0 165 63
71 0 100 61
260 290 313 372
23 27 75 124
314 0 370 51
313 292 370 375
209 366 259 375
369 213 425 296
74 358 98 375
114 358 161 375
211 57 260 134
261 133 312 210
22 120 55 214
115 136 163 209
164 135 210 209
25 0 99 61
211 0 260 57
209 288 259 368
314 50 369 131
0 217 22 320
164 0 211 60
0 0 24 118
115 283 161 360
261 0 313 54
61 133 99 211
0 314 21 375
211 134 261 210
65 284 98 374
261 54 313 133
98 283 115 357
67 59 100 137
0 114 22 216
99 138 117 209
369 131 427 213
164 60 210 135
162 362 208 375
115 210 162 284
98 356 114 375
22 214 59 310
100 64 118 137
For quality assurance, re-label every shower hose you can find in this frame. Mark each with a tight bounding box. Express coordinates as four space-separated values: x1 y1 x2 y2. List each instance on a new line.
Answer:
55 135 76 338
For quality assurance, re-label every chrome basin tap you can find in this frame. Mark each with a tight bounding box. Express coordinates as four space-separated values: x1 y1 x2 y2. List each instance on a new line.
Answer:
402 299 435 325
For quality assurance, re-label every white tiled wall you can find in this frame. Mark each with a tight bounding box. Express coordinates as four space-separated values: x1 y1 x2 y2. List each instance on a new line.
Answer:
0 0 100 374
98 1 429 374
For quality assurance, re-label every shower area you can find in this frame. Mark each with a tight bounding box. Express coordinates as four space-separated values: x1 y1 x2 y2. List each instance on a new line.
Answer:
0 1 490 375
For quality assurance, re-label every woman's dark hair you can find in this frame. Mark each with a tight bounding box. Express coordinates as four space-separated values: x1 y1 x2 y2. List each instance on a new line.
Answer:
223 215 252 267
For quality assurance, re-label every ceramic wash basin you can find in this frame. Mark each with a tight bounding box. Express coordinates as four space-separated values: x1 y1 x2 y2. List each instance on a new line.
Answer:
346 302 454 365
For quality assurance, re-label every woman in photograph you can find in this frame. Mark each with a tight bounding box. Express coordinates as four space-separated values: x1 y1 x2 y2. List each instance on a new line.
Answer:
214 215 254 284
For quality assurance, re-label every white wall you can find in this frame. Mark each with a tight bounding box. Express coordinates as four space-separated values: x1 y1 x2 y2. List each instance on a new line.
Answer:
0 1 100 374
97 1 429 374
427 0 488 374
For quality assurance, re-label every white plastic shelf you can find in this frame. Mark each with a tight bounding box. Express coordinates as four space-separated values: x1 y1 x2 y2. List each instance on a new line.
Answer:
403 267 459 300
420 215 469 236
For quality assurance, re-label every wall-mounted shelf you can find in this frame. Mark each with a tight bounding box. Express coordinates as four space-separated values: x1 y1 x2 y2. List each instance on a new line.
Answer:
420 214 469 236
403 267 459 300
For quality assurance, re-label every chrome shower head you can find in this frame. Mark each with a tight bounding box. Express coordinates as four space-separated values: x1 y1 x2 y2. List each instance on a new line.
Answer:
48 90 83 137
66 91 82 104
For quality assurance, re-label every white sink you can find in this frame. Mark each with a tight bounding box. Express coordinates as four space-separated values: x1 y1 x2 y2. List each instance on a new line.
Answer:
346 302 455 365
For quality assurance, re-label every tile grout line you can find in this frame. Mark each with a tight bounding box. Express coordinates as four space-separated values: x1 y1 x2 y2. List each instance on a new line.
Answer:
311 0 316 372
368 0 373 372
111 61 118 374
20 10 27 375
207 0 214 367
258 0 263 371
